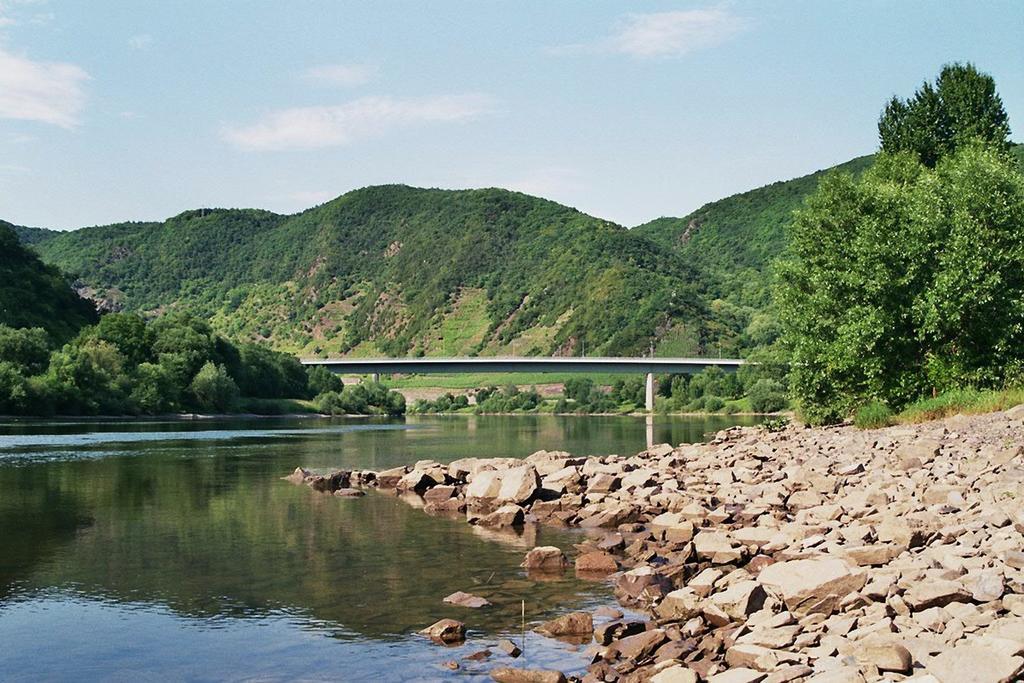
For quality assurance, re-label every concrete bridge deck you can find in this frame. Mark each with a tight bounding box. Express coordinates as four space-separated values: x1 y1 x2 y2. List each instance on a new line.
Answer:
299 356 745 411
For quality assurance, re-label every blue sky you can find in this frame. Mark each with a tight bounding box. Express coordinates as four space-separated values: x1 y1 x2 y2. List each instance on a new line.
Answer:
1 1 1021 229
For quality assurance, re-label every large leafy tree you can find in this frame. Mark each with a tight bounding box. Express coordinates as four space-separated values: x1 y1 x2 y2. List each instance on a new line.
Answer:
778 144 1024 424
879 62 1011 167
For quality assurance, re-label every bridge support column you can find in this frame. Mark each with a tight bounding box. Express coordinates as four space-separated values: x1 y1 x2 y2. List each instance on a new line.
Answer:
645 372 655 412
371 373 380 383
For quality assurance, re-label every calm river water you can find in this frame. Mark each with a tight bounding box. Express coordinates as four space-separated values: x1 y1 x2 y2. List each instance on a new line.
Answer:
0 414 759 682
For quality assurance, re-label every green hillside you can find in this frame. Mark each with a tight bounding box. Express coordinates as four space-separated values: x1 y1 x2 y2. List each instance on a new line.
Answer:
20 187 710 358
0 222 98 342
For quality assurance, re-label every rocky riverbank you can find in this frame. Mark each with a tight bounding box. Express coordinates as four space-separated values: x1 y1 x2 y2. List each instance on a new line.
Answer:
285 405 1024 682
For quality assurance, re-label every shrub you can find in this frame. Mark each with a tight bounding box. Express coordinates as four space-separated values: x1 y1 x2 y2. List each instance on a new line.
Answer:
703 395 725 412
748 378 788 413
190 362 239 412
853 400 894 429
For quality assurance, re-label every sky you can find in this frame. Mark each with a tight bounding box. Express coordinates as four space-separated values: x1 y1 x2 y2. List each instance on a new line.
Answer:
0 1 1022 230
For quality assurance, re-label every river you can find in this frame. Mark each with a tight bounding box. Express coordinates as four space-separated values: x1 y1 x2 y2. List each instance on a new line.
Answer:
0 414 759 682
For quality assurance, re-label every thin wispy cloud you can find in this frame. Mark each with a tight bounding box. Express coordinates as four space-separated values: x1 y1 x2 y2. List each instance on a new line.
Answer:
555 7 749 59
302 63 376 87
222 94 494 151
0 46 89 128
128 33 153 50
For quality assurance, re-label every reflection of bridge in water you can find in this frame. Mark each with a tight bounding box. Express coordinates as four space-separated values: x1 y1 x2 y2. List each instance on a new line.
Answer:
299 356 746 413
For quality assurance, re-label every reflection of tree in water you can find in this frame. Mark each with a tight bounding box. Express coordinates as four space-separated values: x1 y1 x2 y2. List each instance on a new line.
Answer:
0 467 94 599
7 451 607 639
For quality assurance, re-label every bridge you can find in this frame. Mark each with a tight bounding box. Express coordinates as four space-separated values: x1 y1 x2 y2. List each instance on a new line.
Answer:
300 357 745 411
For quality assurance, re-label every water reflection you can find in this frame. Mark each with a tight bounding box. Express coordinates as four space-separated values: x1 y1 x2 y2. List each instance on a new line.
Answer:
0 414 759 680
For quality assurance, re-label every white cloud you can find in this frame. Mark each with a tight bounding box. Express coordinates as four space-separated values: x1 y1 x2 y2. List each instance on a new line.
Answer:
223 94 493 151
0 46 89 128
556 7 749 59
128 33 153 50
302 63 376 87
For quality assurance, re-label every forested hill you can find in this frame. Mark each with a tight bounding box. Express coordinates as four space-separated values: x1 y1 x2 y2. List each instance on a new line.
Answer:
0 222 98 343
633 155 876 311
17 187 711 358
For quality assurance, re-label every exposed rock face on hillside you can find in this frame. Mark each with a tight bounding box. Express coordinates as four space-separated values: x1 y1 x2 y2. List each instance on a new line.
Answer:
289 406 1024 682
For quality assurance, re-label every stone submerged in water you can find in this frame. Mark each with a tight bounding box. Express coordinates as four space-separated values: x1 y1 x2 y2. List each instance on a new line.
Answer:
442 591 491 608
418 618 466 644
489 667 566 683
534 611 593 638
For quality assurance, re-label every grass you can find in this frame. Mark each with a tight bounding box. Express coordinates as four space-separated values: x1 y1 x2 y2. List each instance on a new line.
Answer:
236 397 317 415
896 386 1024 424
852 386 1024 429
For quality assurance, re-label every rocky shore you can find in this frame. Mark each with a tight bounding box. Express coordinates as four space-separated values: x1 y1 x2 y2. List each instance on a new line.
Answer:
286 405 1024 682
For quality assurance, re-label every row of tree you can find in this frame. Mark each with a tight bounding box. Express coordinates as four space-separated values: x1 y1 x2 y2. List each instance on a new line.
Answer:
0 313 403 416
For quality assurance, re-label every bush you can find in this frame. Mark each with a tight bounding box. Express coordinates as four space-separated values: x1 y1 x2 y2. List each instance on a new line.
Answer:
853 400 894 429
703 395 725 412
307 365 344 396
748 378 788 413
190 362 239 412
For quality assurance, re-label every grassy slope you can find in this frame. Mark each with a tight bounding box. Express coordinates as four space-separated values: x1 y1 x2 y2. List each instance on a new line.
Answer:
19 186 710 358
0 222 98 342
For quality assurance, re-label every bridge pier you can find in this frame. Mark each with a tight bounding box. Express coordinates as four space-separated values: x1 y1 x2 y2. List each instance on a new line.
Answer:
371 373 380 383
645 372 655 412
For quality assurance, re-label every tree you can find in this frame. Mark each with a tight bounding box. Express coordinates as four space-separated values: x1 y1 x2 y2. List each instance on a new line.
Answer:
878 63 1010 167
0 326 52 375
748 378 787 413
307 365 343 396
777 144 1024 423
189 362 239 412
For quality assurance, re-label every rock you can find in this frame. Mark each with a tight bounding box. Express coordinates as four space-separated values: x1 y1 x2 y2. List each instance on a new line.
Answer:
419 618 465 643
904 580 971 611
424 485 456 503
489 667 567 683
694 531 744 564
497 465 540 504
586 473 620 494
283 467 310 484
522 546 567 571
969 571 1005 602
575 551 618 574
926 643 1023 682
496 638 521 657
333 488 365 497
709 580 767 621
535 611 593 638
477 504 525 528
397 469 437 493
594 620 646 645
757 558 867 616
466 470 504 499
443 591 491 608
856 641 913 673
614 566 672 605
650 665 699 683
656 588 704 621
305 469 351 492
376 466 407 489
609 628 666 661
707 669 767 683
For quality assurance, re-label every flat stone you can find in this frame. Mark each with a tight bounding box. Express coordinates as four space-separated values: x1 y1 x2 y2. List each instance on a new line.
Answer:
926 643 1023 682
496 639 521 657
443 591 491 608
757 558 867 616
856 641 913 673
575 551 618 574
709 580 767 621
489 667 567 683
497 465 540 504
609 628 666 661
478 504 525 528
904 580 971 611
656 588 704 621
707 668 766 683
650 665 699 683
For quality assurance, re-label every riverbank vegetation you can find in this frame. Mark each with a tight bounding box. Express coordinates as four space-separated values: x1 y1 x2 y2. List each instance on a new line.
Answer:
778 63 1024 425
0 314 405 417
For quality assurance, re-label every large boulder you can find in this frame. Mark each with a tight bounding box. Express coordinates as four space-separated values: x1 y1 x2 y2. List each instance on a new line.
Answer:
489 668 567 683
497 465 540 504
477 504 525 528
522 546 567 571
927 643 1023 682
466 470 504 499
534 611 593 638
757 558 866 616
